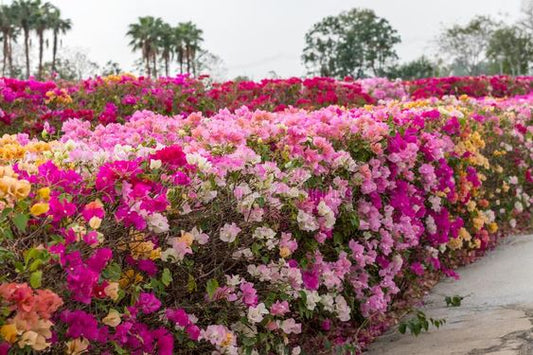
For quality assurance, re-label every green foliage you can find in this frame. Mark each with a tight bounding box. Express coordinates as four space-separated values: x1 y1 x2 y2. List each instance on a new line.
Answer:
302 8 401 78
12 213 29 233
387 56 435 80
0 0 71 79
445 295 465 307
161 268 172 287
127 17 204 77
398 311 446 336
206 278 219 299
487 25 533 76
438 16 496 75
29 270 42 288
102 60 123 76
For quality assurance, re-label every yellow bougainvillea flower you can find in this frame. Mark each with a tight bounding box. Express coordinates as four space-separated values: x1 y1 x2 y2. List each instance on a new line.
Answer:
89 216 102 229
1 178 31 200
472 216 485 231
0 323 18 343
15 180 31 199
279 246 291 258
119 269 144 289
104 282 120 301
30 202 50 217
447 237 463 250
149 248 161 260
459 228 472 242
488 222 498 233
102 309 122 327
37 187 51 201
65 337 89 355
221 332 234 347
17 330 50 351
178 231 194 247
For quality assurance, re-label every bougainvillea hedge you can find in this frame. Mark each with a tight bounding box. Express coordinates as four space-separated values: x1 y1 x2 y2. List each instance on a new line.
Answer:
0 79 531 354
2 74 533 136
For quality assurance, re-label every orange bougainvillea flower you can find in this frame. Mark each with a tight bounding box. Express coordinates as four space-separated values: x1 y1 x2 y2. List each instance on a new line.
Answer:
0 323 18 343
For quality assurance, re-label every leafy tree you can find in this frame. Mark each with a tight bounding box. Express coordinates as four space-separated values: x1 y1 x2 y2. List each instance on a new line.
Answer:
487 25 533 75
233 75 251 82
302 8 401 78
438 16 496 75
387 56 434 80
102 60 122 76
55 48 99 80
521 0 533 32
194 49 226 81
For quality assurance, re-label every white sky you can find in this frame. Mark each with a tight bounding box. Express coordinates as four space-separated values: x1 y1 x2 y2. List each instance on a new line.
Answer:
4 0 525 79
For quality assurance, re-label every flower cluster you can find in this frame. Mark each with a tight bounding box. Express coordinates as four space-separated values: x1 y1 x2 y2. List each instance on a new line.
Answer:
0 77 531 353
3 74 533 137
0 283 63 351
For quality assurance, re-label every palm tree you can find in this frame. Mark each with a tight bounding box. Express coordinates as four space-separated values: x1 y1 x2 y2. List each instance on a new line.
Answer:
176 21 203 75
13 0 41 78
0 5 18 76
158 22 174 76
173 24 186 74
150 17 164 77
48 7 71 75
127 16 163 77
34 2 54 79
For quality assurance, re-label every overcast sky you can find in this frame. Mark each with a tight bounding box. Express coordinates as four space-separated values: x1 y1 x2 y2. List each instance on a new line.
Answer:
6 0 525 79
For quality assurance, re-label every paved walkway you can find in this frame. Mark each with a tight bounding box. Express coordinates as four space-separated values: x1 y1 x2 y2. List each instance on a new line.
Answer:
366 234 533 355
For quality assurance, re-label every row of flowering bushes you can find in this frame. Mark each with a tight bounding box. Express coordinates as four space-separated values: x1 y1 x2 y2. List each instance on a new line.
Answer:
2 75 533 136
0 75 375 134
0 92 531 353
406 76 533 100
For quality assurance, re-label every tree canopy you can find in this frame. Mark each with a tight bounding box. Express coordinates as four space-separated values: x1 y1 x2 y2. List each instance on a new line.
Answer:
302 8 401 79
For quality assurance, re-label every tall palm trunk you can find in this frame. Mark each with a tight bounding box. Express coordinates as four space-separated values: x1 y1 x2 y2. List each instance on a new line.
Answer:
143 44 151 77
1 33 7 76
38 30 44 79
164 54 169 77
23 28 30 78
8 35 13 77
145 54 151 76
152 52 158 77
52 31 58 73
191 47 196 76
185 46 191 73
178 48 184 73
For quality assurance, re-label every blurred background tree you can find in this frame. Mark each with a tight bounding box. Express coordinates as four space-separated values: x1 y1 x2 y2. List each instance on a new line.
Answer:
302 8 401 78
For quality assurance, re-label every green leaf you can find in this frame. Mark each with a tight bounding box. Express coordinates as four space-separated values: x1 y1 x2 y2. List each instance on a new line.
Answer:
161 268 172 287
14 261 24 273
30 270 42 288
206 278 219 299
13 213 29 233
0 227 13 240
398 323 407 334
187 274 197 293
445 295 464 307
28 259 43 272
102 262 122 281
256 196 266 208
